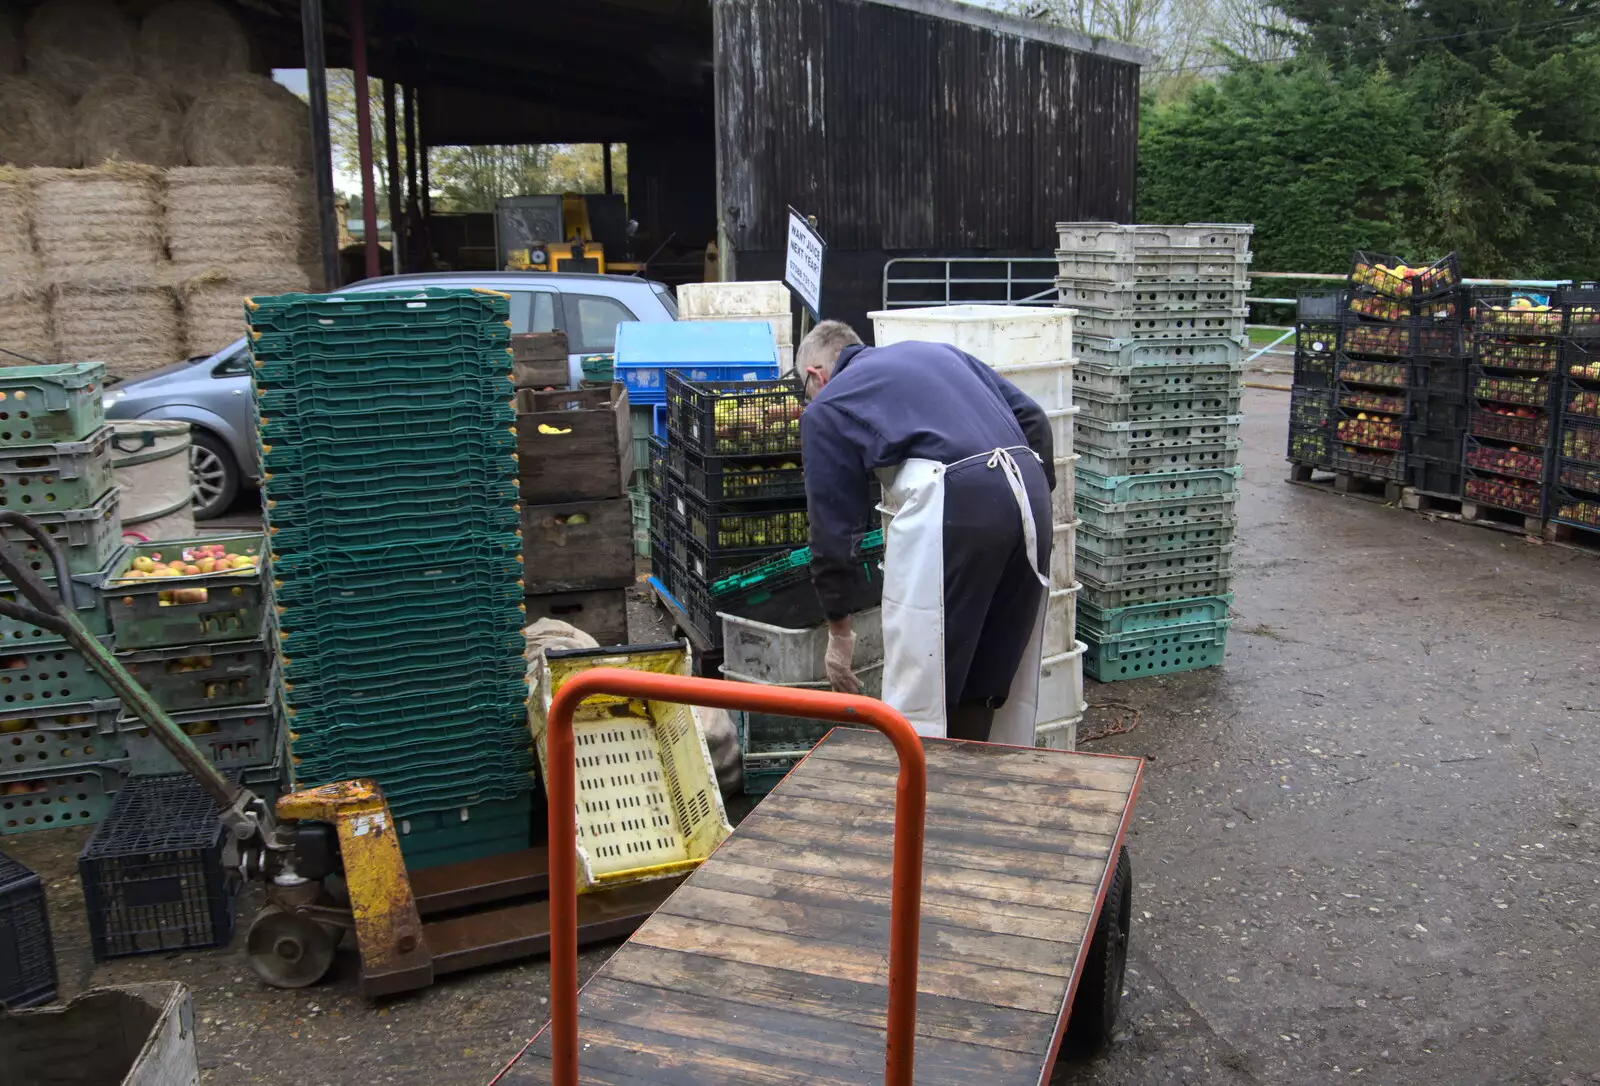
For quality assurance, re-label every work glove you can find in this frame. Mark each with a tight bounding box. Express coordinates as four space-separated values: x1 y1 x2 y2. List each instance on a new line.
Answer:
825 630 860 695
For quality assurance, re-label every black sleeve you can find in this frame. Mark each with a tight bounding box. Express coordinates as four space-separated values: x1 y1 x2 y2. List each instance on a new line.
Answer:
990 371 1056 490
800 401 874 621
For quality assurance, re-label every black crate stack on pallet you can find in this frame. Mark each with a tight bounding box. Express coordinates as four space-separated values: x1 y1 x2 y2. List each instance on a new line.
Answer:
1464 293 1564 523
1287 291 1341 471
650 373 809 647
1549 288 1600 532
0 848 56 1007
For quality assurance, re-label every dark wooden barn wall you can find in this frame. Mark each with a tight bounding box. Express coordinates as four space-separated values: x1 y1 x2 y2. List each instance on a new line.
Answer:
713 0 1139 334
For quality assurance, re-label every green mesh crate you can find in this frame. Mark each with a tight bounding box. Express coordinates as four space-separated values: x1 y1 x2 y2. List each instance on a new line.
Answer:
1077 595 1233 636
396 794 533 870
0 363 106 448
0 427 115 515
250 344 513 386
283 679 527 740
1075 543 1234 589
1080 618 1231 682
261 461 516 506
256 375 516 418
269 530 521 580
260 426 517 478
1078 567 1235 611
266 500 519 554
106 535 265 650
258 400 515 446
245 286 512 332
1074 465 1241 504
279 633 525 702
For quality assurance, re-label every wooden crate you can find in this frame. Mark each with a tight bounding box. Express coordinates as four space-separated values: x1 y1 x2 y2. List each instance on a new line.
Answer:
522 587 628 646
512 331 569 389
521 496 634 591
516 384 633 503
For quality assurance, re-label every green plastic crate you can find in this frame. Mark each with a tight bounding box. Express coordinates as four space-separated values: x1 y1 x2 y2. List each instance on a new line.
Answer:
283 678 528 733
0 636 120 707
0 487 121 579
1076 595 1233 636
118 701 280 774
267 500 519 554
258 400 515 446
106 534 265 650
1078 567 1235 611
0 363 106 447
269 549 522 607
0 700 125 777
261 460 516 505
580 354 616 383
1075 520 1236 560
395 793 533 871
260 425 517 477
0 546 122 647
279 637 525 702
0 762 125 835
266 476 519 530
269 530 521 579
0 427 115 514
245 286 511 330
1075 543 1234 589
115 636 272 713
1074 490 1237 535
1081 618 1231 682
1074 465 1241 504
1073 383 1243 424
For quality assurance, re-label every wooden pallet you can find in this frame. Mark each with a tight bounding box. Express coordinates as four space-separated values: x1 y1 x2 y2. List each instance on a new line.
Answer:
1460 500 1544 536
1288 462 1403 503
1401 487 1464 516
1543 518 1600 552
496 729 1143 1085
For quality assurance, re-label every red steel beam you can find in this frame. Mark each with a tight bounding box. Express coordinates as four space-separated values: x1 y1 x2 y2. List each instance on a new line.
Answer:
545 669 928 1086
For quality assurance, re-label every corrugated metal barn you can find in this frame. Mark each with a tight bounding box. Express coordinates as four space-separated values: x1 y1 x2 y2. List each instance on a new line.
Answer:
265 0 1145 332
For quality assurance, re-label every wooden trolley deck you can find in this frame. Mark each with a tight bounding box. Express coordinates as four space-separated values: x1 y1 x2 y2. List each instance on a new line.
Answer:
497 728 1143 1085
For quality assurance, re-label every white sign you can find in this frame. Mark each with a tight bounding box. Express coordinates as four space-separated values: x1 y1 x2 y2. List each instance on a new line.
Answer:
784 209 826 318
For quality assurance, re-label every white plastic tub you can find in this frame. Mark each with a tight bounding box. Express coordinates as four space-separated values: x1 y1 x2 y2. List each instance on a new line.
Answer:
1035 640 1088 726
718 608 884 686
676 281 791 319
869 304 1073 369
1034 714 1080 751
1050 519 1078 589
1051 454 1078 523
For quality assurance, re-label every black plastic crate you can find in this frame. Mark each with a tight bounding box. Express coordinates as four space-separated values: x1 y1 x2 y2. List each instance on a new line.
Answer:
1346 290 1460 325
1329 446 1405 482
1297 290 1347 321
1405 454 1462 497
78 773 238 960
1349 250 1461 300
679 449 806 504
1415 320 1465 358
1557 459 1600 495
1289 386 1334 431
665 372 806 457
1336 355 1408 389
1336 385 1407 416
1558 285 1600 339
1293 348 1335 388
679 487 809 554
1565 339 1600 384
1469 405 1551 446
1409 429 1465 464
1288 425 1331 467
1333 407 1405 456
1471 292 1565 338
668 555 720 647
1560 416 1600 467
1410 357 1469 396
647 435 667 495
1465 471 1546 517
1463 435 1547 484
0 849 56 1008
1475 335 1561 374
1410 386 1469 443
1339 319 1412 360
1470 365 1556 409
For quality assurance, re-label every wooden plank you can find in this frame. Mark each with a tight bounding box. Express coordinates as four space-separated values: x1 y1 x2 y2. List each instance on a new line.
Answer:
747 790 1118 861
628 912 1066 1015
791 751 1134 815
707 833 1099 915
773 771 1127 836
601 944 1058 1056
520 496 634 592
569 977 1043 1082
809 728 1141 789
742 792 1119 869
661 883 1081 977
689 858 1092 943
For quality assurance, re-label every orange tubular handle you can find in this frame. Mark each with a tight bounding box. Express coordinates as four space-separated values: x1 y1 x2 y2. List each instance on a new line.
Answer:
546 667 927 1086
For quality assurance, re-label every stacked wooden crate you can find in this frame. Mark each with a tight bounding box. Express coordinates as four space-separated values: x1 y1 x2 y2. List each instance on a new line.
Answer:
515 333 635 645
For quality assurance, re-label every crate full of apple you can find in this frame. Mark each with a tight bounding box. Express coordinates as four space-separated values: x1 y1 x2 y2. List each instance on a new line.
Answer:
1472 296 1563 335
1470 405 1549 444
1464 441 1544 481
1563 424 1600 463
1350 251 1460 300
1336 415 1402 451
1473 373 1549 407
1466 476 1543 515
666 373 806 457
1568 389 1600 419
106 534 266 651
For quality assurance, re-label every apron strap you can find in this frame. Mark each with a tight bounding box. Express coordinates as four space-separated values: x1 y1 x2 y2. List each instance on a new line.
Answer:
982 446 1051 590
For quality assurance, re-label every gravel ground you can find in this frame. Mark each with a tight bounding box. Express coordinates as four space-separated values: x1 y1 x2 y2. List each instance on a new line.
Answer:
7 386 1600 1085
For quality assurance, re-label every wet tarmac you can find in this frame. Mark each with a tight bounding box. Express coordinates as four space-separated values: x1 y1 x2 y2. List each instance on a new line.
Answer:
7 386 1599 1085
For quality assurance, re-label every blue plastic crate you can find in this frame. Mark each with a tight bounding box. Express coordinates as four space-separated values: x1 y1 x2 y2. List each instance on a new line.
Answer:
653 402 669 437
615 321 779 405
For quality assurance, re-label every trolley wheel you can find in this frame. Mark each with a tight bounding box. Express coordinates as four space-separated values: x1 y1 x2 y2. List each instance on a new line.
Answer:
246 904 337 989
1066 844 1132 1053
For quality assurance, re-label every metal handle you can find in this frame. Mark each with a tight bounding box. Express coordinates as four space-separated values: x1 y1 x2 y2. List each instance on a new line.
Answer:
544 669 927 1086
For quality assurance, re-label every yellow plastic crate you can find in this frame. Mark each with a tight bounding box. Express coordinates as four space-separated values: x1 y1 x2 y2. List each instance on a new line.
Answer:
528 643 732 893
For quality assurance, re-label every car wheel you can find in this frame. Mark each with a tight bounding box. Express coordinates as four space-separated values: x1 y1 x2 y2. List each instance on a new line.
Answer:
190 430 240 520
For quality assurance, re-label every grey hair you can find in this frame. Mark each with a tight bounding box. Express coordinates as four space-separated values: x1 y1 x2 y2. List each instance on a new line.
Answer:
795 319 863 378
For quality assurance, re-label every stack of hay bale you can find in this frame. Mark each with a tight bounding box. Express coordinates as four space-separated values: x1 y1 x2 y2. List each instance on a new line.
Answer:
1057 222 1251 683
0 0 320 376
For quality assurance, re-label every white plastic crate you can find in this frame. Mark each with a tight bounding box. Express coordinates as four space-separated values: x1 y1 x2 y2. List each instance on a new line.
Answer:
991 358 1075 412
1035 714 1079 751
719 608 884 685
869 305 1073 368
528 644 733 892
1056 250 1253 288
1047 404 1077 453
1056 281 1249 313
684 311 792 347
1050 519 1077 589
1043 583 1080 656
1051 454 1078 523
1035 641 1087 727
1055 222 1254 257
675 281 791 319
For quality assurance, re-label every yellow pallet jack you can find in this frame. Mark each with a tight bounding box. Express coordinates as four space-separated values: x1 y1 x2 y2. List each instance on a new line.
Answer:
0 513 678 996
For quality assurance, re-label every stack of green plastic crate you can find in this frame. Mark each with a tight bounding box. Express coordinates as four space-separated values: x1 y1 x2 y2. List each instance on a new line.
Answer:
248 288 533 870
1056 223 1251 681
0 363 131 835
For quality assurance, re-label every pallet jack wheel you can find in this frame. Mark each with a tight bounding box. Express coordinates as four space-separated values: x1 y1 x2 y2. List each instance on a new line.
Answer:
1066 844 1132 1053
246 904 337 989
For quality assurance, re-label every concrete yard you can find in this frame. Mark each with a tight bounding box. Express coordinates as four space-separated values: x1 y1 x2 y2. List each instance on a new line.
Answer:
7 386 1600 1085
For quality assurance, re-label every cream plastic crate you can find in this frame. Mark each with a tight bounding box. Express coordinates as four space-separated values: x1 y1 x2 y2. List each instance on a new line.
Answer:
1052 454 1078 523
528 643 732 892
1035 714 1079 750
1050 519 1077 588
1055 222 1254 257
676 281 791 319
685 311 792 347
1036 640 1087 726
869 305 1073 369
1043 583 1080 656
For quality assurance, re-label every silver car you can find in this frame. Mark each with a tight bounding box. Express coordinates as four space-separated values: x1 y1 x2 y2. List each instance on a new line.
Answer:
103 272 679 518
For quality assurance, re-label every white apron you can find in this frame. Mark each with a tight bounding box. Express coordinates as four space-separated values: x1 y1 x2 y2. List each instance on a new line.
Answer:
876 446 1051 745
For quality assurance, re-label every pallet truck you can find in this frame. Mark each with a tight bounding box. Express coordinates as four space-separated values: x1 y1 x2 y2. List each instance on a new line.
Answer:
0 512 682 996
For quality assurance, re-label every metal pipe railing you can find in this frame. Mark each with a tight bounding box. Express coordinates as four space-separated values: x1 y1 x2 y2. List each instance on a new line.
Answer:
544 669 929 1086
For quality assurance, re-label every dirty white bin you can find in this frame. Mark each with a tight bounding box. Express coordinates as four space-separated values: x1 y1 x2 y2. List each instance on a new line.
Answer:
109 421 194 542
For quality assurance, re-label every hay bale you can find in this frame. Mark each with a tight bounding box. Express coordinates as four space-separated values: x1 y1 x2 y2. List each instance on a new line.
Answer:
50 270 179 378
22 0 136 102
75 75 184 168
137 0 249 92
166 166 299 266
31 164 166 279
184 73 310 169
0 5 19 76
0 166 34 273
178 263 305 356
0 283 54 365
0 76 75 167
